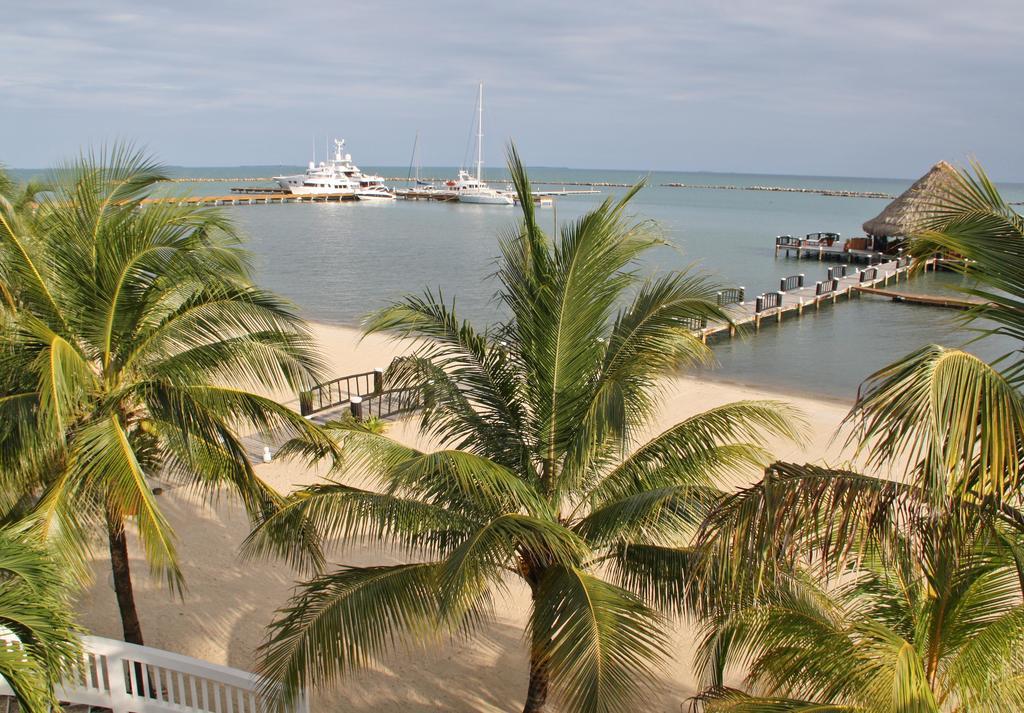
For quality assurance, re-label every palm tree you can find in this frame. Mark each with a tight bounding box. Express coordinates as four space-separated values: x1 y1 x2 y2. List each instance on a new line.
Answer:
692 462 1024 712
247 146 803 713
0 145 329 645
689 163 1024 710
0 526 81 713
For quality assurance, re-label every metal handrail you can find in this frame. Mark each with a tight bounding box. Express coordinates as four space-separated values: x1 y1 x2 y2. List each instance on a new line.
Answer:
300 370 380 416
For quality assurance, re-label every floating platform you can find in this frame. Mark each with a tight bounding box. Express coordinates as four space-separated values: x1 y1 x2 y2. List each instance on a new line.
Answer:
853 285 987 310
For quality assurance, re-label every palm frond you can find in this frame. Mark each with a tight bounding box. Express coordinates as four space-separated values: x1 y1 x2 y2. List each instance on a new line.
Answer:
589 401 805 507
0 527 82 712
847 344 1024 503
257 563 475 710
530 565 668 713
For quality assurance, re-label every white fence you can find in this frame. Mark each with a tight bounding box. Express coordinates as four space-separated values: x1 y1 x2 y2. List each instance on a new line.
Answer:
0 635 308 713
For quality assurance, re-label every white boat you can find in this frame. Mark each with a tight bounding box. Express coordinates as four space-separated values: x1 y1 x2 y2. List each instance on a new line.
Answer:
274 139 394 200
454 84 513 206
355 183 396 201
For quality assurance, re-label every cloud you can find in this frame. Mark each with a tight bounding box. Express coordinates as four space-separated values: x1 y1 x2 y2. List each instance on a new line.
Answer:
1 0 1021 179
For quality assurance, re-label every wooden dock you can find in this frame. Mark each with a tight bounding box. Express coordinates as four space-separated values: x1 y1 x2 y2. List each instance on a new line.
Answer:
695 256 939 341
142 191 357 206
853 285 987 310
774 235 885 264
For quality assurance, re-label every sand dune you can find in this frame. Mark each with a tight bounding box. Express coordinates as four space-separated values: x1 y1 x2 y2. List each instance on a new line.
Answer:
74 321 857 712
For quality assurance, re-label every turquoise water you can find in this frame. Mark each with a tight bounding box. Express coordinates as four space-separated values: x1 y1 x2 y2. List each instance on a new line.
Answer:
12 165 1024 398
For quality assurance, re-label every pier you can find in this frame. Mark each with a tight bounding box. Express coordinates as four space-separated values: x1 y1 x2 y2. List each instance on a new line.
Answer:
853 285 987 310
774 234 887 263
143 191 357 206
695 256 941 341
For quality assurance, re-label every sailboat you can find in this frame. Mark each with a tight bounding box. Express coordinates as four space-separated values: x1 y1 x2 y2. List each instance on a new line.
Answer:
456 83 513 205
399 132 442 198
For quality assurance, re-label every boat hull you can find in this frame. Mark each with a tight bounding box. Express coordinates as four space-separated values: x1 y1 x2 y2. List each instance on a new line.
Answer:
288 186 357 196
459 192 513 205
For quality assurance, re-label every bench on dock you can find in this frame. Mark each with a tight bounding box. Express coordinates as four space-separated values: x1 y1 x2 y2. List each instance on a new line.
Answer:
803 232 841 247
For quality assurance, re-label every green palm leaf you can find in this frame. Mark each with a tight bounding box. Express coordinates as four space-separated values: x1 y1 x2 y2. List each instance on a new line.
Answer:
530 565 669 713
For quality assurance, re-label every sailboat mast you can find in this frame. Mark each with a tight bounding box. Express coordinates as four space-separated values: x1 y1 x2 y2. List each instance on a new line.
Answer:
476 82 483 181
408 131 419 182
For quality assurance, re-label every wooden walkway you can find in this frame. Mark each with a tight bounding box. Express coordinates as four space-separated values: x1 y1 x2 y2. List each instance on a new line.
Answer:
697 256 938 341
142 192 357 206
854 285 988 310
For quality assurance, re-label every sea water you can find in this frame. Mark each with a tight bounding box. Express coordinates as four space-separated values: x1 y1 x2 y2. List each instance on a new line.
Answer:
17 165 1024 398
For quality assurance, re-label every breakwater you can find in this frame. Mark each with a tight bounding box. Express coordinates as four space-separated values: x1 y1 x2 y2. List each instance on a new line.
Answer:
161 177 1021 205
163 176 891 199
661 183 894 199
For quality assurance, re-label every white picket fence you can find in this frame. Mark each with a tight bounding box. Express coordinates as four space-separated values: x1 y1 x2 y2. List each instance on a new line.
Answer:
0 634 308 713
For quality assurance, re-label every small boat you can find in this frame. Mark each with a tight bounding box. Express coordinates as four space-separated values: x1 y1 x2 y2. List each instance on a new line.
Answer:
355 183 396 201
452 84 513 206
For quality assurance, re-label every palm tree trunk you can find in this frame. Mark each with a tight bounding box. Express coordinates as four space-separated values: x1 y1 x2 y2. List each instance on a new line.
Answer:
106 512 145 645
522 648 550 713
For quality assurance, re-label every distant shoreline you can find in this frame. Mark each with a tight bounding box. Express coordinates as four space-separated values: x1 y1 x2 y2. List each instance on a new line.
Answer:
163 175 898 200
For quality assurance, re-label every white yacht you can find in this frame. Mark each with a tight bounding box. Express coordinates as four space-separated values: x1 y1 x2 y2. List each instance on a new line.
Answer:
453 84 513 206
274 139 394 200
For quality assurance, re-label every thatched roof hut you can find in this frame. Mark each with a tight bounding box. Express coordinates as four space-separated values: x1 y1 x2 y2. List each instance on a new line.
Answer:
862 160 960 240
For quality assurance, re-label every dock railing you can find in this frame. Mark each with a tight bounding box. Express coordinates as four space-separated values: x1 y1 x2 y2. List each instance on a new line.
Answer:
779 274 804 292
859 267 879 283
0 634 307 713
352 388 422 422
716 287 745 306
676 315 709 332
755 292 783 313
300 369 381 417
815 278 840 296
827 264 852 281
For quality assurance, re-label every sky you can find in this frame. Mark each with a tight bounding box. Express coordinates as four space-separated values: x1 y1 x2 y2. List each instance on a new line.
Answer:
3 1 1022 180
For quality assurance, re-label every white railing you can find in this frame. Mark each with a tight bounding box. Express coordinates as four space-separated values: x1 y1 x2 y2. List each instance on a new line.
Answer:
0 634 308 713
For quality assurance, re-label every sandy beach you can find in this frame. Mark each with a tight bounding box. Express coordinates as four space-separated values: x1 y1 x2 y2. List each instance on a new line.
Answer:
74 321 858 712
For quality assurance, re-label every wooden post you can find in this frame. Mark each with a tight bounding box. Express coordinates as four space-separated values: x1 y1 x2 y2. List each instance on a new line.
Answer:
373 368 384 395
350 396 364 422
